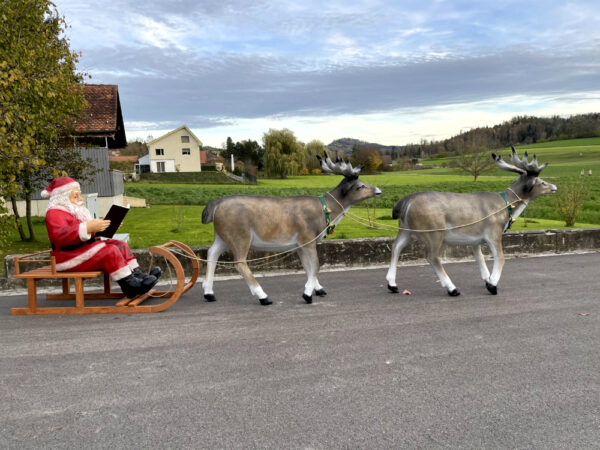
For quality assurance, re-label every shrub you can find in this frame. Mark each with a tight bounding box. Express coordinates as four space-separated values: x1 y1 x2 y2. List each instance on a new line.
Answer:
552 177 590 226
139 171 239 184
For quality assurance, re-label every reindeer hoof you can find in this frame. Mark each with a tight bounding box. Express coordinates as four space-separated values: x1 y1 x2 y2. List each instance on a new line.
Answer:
448 289 461 297
486 282 498 295
204 294 216 302
259 297 272 306
302 293 313 304
387 284 399 293
315 289 327 297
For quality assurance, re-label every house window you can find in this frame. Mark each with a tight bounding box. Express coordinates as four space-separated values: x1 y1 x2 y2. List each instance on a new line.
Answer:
155 148 164 156
181 136 190 143
182 148 191 155
156 161 166 172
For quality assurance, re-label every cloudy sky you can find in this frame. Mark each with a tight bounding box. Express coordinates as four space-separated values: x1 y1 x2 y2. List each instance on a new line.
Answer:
55 0 600 147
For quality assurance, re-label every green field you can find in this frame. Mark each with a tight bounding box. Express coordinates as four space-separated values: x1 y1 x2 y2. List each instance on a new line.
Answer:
4 137 600 261
420 138 600 178
124 138 600 225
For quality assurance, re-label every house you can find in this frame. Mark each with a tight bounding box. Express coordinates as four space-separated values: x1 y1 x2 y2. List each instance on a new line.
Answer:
10 84 128 217
73 84 127 149
380 155 393 170
137 154 150 173
146 125 205 173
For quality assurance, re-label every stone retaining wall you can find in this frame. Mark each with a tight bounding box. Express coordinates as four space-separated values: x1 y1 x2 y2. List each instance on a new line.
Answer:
2 228 599 293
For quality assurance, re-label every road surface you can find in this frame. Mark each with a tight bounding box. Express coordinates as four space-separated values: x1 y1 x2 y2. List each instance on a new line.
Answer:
1 252 599 448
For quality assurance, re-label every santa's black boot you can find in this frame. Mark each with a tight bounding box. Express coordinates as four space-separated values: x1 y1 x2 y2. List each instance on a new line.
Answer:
149 266 162 279
132 268 143 279
133 267 162 280
117 274 144 298
140 274 158 293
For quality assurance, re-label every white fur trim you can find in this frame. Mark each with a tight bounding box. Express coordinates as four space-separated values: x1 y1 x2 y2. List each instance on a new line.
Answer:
41 189 51 199
55 242 106 271
128 260 139 270
47 181 79 198
78 222 91 241
47 205 71 214
110 265 132 281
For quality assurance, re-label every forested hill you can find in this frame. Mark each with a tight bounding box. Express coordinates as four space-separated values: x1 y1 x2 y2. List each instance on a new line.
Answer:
327 113 600 159
403 113 600 157
326 138 403 156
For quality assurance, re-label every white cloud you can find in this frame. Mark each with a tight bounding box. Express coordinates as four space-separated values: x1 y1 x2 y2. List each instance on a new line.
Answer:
130 14 189 50
125 91 600 147
53 0 600 148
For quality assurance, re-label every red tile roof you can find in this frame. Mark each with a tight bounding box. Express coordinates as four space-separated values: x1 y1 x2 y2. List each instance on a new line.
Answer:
74 85 120 133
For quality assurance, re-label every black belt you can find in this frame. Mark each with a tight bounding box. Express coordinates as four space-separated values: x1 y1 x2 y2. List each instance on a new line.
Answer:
52 237 97 252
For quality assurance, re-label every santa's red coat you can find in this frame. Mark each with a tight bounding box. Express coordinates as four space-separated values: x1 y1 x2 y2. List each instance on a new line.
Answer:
46 207 138 280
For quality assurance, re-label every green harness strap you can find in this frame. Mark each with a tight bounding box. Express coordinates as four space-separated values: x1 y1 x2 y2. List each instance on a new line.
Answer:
319 195 335 237
499 191 514 232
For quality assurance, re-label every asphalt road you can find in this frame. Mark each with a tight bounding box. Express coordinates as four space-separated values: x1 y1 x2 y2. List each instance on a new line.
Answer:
1 252 599 449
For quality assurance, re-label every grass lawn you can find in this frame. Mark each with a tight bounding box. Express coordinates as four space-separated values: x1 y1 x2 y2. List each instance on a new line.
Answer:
5 206 598 257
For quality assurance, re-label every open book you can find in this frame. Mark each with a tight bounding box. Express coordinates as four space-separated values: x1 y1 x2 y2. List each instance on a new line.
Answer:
95 204 130 238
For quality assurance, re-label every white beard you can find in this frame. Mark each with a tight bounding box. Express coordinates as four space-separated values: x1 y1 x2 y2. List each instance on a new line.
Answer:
47 193 93 223
71 201 93 223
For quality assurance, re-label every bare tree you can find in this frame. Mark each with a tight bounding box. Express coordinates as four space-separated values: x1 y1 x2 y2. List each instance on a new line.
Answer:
453 144 496 181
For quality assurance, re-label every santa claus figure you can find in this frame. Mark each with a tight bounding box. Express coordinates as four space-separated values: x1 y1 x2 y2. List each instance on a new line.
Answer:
43 177 161 298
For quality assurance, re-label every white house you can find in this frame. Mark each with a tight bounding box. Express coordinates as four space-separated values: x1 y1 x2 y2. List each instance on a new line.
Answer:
147 125 205 173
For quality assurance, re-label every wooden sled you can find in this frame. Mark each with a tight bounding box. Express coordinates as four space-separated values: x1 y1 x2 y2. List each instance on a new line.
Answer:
10 240 199 315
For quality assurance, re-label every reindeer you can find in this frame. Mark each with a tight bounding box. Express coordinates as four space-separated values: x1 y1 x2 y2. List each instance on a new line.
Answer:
201 153 382 305
386 147 557 296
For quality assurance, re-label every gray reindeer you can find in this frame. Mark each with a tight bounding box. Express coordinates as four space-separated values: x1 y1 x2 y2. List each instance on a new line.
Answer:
386 147 557 296
202 153 381 305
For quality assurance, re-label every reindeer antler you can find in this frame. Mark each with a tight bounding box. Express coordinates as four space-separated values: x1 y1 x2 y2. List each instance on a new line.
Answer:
491 152 525 175
509 145 548 175
317 151 362 178
492 145 548 176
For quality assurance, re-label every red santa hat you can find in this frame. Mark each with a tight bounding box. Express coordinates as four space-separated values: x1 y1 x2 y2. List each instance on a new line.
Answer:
41 177 80 199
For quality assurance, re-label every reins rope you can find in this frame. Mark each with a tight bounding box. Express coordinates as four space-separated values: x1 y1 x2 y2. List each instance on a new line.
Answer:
148 252 175 298
325 188 524 233
159 188 525 267
163 220 336 266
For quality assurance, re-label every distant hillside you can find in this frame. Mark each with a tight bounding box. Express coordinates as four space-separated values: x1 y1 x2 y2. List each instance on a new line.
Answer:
404 113 600 158
326 138 404 156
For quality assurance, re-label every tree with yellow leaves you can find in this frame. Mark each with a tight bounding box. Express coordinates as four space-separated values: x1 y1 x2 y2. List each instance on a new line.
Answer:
1 0 90 241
